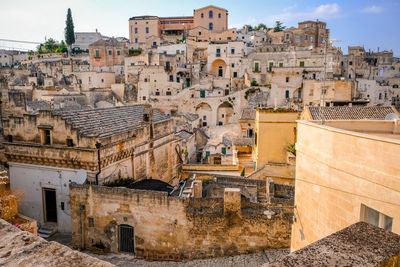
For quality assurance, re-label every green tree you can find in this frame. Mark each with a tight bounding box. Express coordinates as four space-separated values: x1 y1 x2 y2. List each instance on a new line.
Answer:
254 23 268 31
44 38 57 52
64 8 75 49
273 21 286 32
243 24 253 31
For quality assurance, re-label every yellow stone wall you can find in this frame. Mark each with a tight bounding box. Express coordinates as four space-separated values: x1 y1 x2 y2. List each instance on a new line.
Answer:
291 120 400 251
254 111 300 168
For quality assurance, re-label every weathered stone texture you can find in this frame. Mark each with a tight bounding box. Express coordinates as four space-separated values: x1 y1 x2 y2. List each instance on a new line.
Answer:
70 184 293 260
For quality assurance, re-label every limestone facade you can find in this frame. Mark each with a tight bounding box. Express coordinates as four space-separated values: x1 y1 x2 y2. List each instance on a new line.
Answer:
291 120 400 251
70 184 292 259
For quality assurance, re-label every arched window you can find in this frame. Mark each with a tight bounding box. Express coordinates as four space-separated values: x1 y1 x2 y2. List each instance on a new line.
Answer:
209 10 213 18
209 22 213 30
201 13 204 18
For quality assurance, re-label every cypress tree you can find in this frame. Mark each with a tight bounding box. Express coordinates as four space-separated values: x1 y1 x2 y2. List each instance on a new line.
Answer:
65 8 75 47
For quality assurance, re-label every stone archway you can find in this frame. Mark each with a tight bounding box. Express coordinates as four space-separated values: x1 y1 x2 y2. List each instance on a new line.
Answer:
216 101 234 126
195 102 213 127
211 59 227 77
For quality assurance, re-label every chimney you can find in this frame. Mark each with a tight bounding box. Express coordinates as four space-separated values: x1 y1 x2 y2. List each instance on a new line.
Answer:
224 188 241 216
193 180 202 198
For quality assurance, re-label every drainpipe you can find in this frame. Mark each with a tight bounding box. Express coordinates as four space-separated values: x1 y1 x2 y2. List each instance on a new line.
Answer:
95 142 102 185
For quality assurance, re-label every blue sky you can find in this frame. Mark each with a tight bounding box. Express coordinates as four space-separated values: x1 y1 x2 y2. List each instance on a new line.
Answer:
1 0 399 55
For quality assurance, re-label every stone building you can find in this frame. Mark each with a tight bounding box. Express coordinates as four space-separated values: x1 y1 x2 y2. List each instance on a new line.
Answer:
253 108 300 170
3 104 181 233
128 5 228 44
70 177 293 259
89 38 128 74
193 5 228 32
291 111 400 251
72 31 104 51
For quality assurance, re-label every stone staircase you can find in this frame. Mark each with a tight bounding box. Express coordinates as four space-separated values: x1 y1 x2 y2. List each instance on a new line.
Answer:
38 223 57 239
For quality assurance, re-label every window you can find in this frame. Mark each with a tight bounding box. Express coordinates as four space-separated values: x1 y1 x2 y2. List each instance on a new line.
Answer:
361 204 392 231
218 13 221 18
379 93 382 100
305 35 308 40
201 13 204 18
286 34 290 40
279 62 283 67
349 61 353 65
108 50 112 55
155 91 160 96
393 84 399 88
67 139 74 147
281 48 284 51
145 27 149 34
176 77 180 83
117 50 120 55
285 90 290 99
134 27 138 34
286 77 289 83
43 130 51 145
233 72 237 78
169 75 173 82
222 114 225 118
274 47 277 52
299 61 305 67
203 115 207 120
95 50 100 58
153 41 157 46
166 91 172 96
218 66 223 77
135 38 138 43
101 79 104 83
7 135 12 142
310 36 314 43
209 10 213 18
209 22 213 30
295 35 301 42
142 96 146 100
254 62 259 72
231 48 235 54
221 147 226 154
216 48 220 57
320 37 324 43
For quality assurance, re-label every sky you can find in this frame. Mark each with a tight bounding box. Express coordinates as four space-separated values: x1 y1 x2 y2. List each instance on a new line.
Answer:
1 0 399 55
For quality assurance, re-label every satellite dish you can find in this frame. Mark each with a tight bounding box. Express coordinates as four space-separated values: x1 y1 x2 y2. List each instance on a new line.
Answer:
75 169 87 184
385 113 400 120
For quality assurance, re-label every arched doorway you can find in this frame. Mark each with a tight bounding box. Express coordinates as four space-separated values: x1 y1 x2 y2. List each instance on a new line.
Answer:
119 224 135 253
211 59 227 77
196 102 213 127
217 101 234 126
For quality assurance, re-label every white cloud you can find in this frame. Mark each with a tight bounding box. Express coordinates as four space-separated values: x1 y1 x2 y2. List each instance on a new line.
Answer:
230 3 341 29
361 5 383 14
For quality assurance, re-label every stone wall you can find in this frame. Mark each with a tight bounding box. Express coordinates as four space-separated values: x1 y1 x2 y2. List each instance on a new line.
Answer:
70 184 292 260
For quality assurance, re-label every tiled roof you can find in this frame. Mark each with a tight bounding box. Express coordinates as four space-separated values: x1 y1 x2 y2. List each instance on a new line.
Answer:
268 222 400 266
26 100 51 111
55 105 169 138
308 106 396 120
89 37 125 48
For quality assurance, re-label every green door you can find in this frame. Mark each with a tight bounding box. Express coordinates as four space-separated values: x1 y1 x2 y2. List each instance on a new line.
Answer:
222 147 226 155
200 90 205 98
269 62 273 71
254 62 259 72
